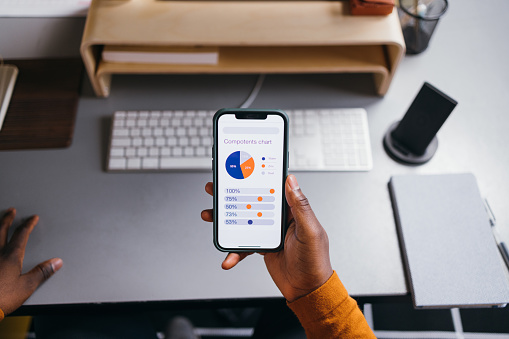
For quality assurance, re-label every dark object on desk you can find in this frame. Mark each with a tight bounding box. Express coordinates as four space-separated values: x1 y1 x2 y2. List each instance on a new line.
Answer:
383 82 457 165
350 0 394 16
389 173 509 309
398 0 448 54
0 58 83 151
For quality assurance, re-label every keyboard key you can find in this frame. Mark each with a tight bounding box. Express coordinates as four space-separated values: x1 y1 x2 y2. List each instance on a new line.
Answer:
167 137 177 146
173 147 183 156
184 147 194 156
160 157 210 169
144 138 154 147
176 127 186 136
178 137 189 146
155 137 166 146
196 147 206 156
199 127 209 136
113 119 125 127
132 138 143 147
142 158 159 169
113 128 129 137
125 148 136 157
112 138 130 147
202 137 212 146
153 128 163 136
127 158 141 169
149 147 159 157
142 128 152 137
109 158 126 170
130 128 141 137
110 147 124 157
161 147 171 156
138 147 148 157
164 128 175 136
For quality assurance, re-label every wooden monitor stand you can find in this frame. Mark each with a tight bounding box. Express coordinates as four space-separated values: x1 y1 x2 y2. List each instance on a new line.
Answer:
81 0 405 97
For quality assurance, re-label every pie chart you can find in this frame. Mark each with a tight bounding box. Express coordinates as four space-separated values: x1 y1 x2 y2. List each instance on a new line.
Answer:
226 151 255 179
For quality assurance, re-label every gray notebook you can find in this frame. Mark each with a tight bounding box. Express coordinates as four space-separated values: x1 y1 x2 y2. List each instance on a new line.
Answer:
389 173 509 308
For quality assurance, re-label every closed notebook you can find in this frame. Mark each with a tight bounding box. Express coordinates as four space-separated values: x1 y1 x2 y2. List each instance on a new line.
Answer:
389 173 509 308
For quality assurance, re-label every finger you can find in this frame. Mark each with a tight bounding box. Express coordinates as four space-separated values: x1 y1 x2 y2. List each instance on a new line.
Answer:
205 182 213 196
0 207 16 249
5 215 39 262
221 252 252 270
285 175 322 236
201 209 213 222
23 258 63 294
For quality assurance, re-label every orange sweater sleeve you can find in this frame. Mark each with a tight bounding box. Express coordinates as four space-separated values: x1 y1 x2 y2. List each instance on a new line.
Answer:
287 271 376 339
0 307 4 322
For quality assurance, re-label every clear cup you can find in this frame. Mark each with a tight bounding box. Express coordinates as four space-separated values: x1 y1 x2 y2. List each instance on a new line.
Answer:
398 0 449 54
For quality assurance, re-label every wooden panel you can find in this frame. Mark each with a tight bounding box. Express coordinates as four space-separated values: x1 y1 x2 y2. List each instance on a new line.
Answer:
81 0 405 96
0 59 83 150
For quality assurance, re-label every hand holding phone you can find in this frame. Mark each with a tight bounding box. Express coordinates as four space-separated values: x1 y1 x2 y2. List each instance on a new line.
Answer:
201 175 334 302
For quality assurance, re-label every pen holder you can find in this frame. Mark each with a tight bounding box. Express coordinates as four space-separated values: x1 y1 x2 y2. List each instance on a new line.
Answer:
398 0 448 54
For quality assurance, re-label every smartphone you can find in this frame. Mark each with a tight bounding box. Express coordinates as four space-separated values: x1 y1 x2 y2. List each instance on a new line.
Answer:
213 108 289 252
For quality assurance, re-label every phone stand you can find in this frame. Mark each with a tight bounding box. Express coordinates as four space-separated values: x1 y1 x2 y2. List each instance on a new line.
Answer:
383 82 457 166
383 121 438 165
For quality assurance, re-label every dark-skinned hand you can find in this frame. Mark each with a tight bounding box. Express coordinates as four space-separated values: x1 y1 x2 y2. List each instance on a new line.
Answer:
0 208 63 316
201 174 333 302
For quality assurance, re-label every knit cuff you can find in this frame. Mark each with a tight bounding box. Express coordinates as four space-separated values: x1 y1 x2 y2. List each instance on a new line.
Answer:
287 271 350 324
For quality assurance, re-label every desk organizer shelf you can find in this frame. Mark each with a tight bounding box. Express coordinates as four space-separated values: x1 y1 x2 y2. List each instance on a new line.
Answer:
81 0 405 97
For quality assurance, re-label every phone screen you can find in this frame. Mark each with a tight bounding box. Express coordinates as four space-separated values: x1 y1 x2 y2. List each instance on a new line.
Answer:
214 110 288 251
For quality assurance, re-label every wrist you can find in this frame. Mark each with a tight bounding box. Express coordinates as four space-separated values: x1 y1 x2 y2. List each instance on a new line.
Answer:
285 269 334 302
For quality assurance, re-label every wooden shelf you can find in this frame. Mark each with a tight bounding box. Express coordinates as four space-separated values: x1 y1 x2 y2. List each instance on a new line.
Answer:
81 0 405 97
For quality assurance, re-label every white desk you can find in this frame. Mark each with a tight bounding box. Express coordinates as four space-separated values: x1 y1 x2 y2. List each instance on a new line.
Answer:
1 0 508 308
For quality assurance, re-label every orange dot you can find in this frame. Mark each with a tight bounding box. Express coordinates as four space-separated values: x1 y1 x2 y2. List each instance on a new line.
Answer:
257 212 262 217
270 189 275 194
246 204 252 209
258 196 263 201
262 164 265 168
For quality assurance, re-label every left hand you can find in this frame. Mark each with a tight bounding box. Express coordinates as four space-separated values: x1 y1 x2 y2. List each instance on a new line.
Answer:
0 208 63 316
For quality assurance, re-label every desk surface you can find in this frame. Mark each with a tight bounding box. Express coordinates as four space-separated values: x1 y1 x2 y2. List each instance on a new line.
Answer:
1 0 509 307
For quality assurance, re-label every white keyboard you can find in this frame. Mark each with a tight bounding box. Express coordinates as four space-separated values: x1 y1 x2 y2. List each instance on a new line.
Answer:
107 109 372 172
0 0 90 17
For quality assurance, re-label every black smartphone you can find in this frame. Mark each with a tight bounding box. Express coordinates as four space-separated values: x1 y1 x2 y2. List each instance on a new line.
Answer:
213 108 289 252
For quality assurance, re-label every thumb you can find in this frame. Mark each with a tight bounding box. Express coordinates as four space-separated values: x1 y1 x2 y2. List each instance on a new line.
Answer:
23 258 63 293
285 175 320 232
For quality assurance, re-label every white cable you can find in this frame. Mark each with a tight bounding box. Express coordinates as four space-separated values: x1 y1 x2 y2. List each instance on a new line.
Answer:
239 74 266 108
451 308 465 339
